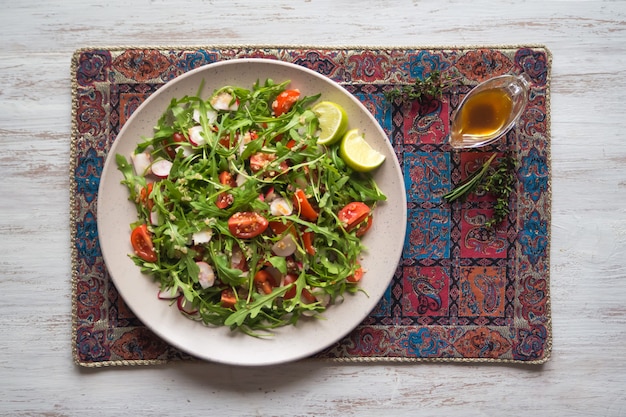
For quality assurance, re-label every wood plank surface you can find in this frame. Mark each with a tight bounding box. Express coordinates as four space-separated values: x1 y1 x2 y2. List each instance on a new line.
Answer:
1 1 625 416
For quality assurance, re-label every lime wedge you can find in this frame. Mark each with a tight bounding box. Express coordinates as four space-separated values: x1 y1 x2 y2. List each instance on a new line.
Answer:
339 129 386 172
312 101 348 145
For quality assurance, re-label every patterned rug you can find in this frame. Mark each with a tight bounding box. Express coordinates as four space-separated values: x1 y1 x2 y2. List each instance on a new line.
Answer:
70 46 552 366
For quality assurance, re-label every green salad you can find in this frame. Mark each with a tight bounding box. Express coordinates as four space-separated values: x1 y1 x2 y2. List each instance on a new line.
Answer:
116 79 386 336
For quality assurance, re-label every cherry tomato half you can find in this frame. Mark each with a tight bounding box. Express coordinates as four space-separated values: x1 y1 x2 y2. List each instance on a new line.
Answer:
227 212 269 239
218 135 237 149
130 224 157 262
293 189 318 221
163 132 187 159
272 89 300 117
254 270 274 295
220 289 237 309
355 215 373 238
282 273 316 303
216 171 236 209
269 220 296 236
347 265 364 283
218 171 236 187
338 202 371 232
250 152 276 172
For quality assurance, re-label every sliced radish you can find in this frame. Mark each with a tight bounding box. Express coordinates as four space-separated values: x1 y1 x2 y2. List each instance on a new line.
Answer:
264 187 277 202
211 92 239 111
151 159 173 178
192 229 213 245
270 197 293 216
316 292 331 307
196 261 215 289
158 286 181 299
272 234 297 257
231 246 244 269
149 210 161 226
177 295 198 315
188 125 207 146
238 133 247 156
192 108 218 124
131 152 152 176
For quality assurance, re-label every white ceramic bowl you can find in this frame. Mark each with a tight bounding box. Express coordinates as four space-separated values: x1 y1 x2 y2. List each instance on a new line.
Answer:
97 58 407 366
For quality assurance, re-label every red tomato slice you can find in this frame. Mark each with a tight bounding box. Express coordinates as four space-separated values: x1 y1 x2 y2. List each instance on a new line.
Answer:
282 273 297 299
301 287 317 304
220 289 237 309
218 171 236 187
254 270 274 295
219 135 237 149
228 212 269 239
249 152 276 172
293 189 318 221
355 215 373 237
139 183 154 211
130 224 157 262
272 89 300 116
338 202 371 232
302 231 316 256
269 221 296 236
347 265 364 283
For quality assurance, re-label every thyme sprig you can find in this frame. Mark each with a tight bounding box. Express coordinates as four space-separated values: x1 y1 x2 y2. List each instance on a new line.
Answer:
443 153 517 228
384 70 454 103
483 155 517 227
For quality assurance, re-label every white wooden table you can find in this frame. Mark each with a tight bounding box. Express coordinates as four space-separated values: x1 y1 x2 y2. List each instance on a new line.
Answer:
2 1 626 416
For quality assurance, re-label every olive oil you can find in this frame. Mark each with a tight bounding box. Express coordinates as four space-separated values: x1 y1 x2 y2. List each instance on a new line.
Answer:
449 73 530 149
455 88 513 138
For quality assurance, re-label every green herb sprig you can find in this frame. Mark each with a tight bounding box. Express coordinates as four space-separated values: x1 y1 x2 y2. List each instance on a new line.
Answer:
384 70 454 103
443 153 517 228
482 155 517 227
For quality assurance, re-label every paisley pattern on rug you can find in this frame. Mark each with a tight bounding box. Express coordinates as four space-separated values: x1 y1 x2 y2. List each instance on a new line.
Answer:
71 46 551 366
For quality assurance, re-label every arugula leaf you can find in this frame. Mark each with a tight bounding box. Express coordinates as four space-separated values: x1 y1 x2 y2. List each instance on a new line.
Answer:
224 286 290 327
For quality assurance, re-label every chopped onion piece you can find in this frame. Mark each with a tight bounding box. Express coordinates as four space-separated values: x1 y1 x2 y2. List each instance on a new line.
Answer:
192 108 218 124
196 261 215 289
192 229 213 245
211 92 239 111
131 152 152 176
235 173 247 187
231 246 244 269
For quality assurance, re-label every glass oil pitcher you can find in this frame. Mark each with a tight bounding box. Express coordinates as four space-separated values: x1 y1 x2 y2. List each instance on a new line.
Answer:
449 73 531 149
